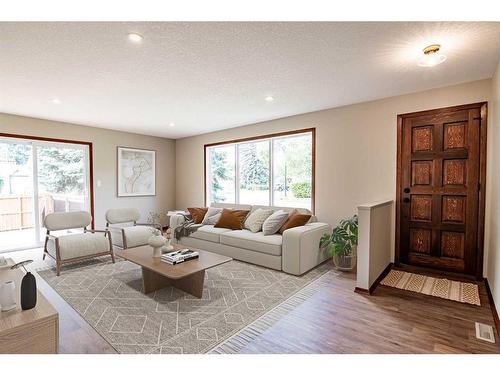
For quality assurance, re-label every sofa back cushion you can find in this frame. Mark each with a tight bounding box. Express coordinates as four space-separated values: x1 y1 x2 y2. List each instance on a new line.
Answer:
211 203 253 211
214 209 250 230
262 210 289 235
187 207 208 224
244 208 274 233
210 203 317 223
251 205 316 223
279 209 312 234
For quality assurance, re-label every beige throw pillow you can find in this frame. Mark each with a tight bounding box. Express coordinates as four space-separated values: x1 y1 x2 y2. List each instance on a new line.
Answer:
262 210 289 235
202 207 223 225
244 208 274 233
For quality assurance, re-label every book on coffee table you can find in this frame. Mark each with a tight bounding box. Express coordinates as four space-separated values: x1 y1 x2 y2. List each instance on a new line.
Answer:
161 249 199 265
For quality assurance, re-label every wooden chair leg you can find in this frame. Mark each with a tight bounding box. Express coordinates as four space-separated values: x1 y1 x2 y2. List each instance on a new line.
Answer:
56 261 61 276
110 251 115 263
42 252 46 260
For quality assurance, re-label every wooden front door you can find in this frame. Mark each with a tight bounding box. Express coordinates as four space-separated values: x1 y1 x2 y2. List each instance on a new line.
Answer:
396 103 487 278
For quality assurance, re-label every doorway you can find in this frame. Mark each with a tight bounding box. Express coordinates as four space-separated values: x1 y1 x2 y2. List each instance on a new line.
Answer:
395 103 487 278
0 134 93 252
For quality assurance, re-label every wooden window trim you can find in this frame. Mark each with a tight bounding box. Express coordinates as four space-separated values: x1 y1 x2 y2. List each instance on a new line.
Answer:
204 128 316 213
0 132 95 229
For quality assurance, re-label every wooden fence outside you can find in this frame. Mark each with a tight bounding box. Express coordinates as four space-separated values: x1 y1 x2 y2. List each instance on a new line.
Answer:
0 194 84 232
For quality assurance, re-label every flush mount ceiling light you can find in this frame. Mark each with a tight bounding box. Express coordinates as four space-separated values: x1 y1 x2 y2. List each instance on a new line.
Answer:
418 44 447 67
265 96 274 102
50 98 61 104
169 122 175 127
127 33 144 43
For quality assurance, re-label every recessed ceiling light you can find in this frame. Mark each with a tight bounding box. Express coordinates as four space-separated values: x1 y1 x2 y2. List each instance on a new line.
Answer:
418 44 447 67
265 96 274 102
169 122 175 127
128 33 144 43
50 98 61 104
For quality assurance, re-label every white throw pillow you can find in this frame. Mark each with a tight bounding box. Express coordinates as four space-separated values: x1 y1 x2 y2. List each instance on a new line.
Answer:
262 210 289 235
244 208 274 233
202 207 223 225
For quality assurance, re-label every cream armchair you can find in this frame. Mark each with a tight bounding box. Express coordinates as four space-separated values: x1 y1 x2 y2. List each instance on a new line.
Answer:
105 208 161 249
43 211 114 276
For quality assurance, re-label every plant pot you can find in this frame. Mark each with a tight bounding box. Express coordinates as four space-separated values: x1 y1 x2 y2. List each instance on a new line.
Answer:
332 246 357 271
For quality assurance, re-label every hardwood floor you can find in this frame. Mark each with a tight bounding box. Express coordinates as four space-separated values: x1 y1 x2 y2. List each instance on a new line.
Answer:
4 248 499 354
235 271 500 354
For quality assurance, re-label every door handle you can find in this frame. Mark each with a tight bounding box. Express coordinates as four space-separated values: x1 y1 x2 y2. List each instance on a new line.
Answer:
404 187 410 193
403 197 410 203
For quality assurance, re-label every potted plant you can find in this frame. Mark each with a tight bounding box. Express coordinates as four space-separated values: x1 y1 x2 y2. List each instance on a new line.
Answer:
320 215 358 271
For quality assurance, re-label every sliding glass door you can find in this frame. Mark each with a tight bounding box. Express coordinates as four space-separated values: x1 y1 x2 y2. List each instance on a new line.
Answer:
0 136 91 252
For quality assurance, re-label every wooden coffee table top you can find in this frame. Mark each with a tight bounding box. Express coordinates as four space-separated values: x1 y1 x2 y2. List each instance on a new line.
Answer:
116 243 232 279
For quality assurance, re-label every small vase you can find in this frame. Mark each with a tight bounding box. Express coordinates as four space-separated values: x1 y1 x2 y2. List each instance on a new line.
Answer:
148 235 166 258
21 272 37 310
0 280 17 312
164 238 174 251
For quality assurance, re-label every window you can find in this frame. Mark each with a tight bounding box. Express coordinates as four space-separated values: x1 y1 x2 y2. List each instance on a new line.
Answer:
205 129 314 210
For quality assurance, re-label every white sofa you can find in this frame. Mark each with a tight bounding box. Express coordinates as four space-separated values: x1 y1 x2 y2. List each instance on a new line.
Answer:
169 203 331 276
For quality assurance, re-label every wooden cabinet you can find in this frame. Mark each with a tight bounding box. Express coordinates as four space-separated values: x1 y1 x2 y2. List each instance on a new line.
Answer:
0 260 58 353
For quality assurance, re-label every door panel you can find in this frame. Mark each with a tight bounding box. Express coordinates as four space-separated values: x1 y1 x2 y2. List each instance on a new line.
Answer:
397 104 486 277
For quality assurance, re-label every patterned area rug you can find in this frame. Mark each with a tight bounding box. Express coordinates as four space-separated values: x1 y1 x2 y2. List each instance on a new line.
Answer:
380 269 480 306
38 258 330 354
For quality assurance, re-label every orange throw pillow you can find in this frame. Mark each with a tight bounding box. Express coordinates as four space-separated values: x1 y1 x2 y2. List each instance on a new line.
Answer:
187 207 208 224
279 209 311 234
214 209 250 230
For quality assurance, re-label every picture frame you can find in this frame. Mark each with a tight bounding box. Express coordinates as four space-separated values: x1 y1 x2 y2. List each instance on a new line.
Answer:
117 146 156 197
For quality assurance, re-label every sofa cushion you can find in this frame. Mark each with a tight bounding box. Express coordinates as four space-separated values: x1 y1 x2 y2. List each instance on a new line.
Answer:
262 210 289 235
220 230 282 256
187 207 208 224
279 209 312 234
202 207 223 225
47 232 110 261
214 209 250 230
244 208 274 232
251 205 316 223
189 225 233 243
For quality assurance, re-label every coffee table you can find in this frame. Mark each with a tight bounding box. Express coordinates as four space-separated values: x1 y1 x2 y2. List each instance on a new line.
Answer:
116 243 232 298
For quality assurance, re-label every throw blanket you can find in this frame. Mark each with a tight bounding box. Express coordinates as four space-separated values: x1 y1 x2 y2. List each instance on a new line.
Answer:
174 214 201 240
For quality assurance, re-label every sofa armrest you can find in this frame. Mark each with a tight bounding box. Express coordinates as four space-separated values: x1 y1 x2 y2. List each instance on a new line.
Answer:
282 222 331 275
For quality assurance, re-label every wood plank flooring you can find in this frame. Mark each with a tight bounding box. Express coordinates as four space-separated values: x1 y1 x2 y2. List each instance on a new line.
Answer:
4 248 499 354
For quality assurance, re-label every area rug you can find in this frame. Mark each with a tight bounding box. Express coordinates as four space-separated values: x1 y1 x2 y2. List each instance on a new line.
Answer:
37 258 330 354
380 269 480 306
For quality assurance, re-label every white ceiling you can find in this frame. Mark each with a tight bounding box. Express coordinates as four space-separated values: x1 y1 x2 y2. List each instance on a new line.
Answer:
1 22 500 139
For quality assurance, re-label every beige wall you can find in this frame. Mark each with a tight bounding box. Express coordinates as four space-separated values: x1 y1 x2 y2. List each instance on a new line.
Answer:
486 60 500 312
0 113 176 229
175 79 491 266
